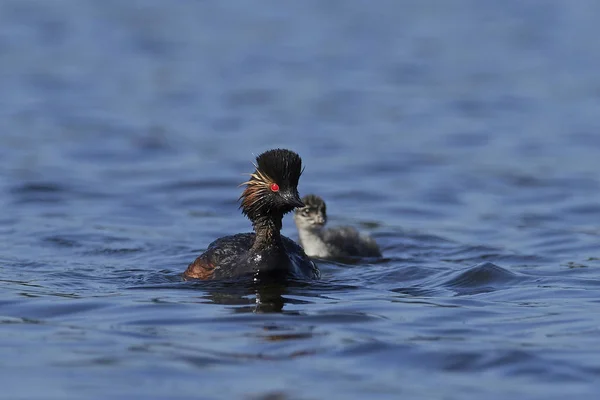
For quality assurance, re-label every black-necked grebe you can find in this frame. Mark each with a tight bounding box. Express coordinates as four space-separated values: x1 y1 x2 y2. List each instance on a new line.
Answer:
184 149 320 280
293 194 382 259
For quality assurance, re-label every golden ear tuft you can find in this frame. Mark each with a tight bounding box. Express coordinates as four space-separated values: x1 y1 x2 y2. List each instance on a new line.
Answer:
239 169 273 188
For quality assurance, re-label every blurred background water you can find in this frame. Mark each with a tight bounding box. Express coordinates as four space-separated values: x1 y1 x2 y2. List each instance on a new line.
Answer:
1 0 600 399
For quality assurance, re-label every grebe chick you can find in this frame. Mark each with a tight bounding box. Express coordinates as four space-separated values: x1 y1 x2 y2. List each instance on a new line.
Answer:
294 194 382 259
184 149 320 281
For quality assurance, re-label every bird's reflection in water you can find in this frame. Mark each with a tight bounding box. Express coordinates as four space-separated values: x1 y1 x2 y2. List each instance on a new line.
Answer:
200 285 319 361
200 281 291 313
252 283 288 313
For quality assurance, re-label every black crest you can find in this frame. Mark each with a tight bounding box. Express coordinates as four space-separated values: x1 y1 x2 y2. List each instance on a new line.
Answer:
255 149 303 190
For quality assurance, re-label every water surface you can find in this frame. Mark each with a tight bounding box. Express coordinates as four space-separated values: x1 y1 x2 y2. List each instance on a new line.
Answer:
1 1 600 399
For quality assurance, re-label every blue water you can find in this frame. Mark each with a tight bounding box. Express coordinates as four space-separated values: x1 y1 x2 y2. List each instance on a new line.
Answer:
2 1 600 399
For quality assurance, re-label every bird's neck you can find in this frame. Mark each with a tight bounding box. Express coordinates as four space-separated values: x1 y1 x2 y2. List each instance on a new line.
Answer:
297 226 329 257
251 214 284 252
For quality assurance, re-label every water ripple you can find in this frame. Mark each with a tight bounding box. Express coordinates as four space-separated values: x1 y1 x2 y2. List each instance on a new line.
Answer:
1 1 600 399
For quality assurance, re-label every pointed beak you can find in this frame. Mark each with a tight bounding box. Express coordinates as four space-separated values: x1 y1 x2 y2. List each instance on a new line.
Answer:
286 193 304 209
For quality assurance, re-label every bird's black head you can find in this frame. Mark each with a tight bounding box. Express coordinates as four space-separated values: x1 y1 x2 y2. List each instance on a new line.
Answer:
239 149 305 224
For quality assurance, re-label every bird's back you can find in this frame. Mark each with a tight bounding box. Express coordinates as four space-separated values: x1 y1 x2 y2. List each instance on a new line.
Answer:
185 233 318 280
322 226 382 258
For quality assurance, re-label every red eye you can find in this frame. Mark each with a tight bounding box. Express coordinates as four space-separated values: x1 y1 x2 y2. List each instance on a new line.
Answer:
270 183 280 192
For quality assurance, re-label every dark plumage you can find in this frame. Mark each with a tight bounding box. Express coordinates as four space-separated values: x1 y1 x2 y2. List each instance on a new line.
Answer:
184 149 319 281
294 194 382 260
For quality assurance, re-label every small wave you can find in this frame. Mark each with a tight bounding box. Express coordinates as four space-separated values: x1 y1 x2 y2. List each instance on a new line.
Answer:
442 262 523 295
